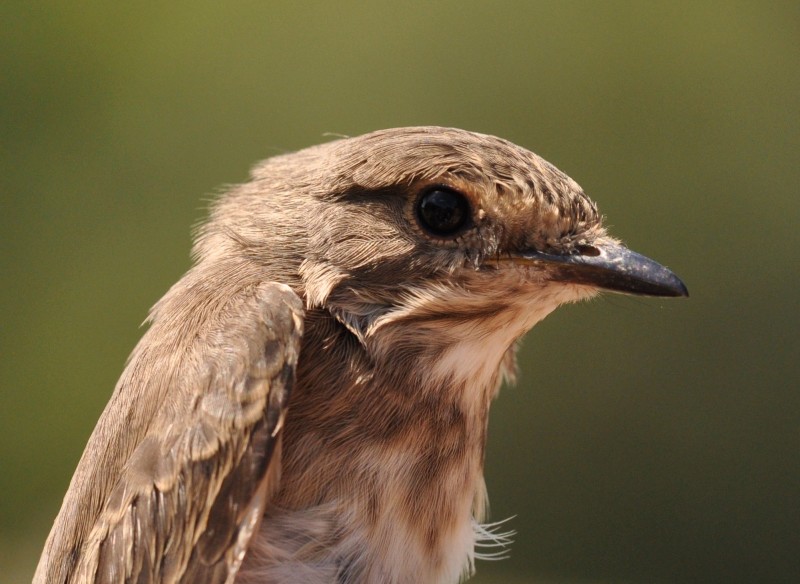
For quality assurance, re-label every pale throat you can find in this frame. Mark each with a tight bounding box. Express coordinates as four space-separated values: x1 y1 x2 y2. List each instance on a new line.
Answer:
423 279 597 406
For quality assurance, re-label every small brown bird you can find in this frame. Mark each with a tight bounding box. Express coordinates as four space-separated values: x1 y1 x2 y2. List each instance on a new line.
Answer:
35 127 687 584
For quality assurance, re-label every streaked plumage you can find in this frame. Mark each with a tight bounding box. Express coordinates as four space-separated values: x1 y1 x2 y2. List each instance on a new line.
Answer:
35 127 686 584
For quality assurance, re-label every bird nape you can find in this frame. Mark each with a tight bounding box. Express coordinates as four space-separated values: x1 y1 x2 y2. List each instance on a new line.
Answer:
35 127 687 584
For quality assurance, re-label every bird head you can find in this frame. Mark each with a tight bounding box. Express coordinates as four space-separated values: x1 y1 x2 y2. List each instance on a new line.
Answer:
199 127 686 369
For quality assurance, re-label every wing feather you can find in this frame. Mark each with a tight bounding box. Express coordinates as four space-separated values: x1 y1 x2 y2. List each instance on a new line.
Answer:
39 282 303 584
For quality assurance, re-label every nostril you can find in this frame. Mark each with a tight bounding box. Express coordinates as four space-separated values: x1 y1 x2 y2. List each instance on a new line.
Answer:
576 244 601 257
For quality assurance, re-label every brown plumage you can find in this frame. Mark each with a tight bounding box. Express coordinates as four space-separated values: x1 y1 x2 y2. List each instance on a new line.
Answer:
35 127 686 584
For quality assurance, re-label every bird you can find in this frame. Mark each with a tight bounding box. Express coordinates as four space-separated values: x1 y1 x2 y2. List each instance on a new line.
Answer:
34 126 687 584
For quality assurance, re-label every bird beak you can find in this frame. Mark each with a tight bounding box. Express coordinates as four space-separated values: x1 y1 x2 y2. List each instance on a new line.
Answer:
509 240 689 297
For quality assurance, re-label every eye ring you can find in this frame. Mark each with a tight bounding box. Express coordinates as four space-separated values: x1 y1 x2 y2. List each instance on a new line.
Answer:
415 186 471 237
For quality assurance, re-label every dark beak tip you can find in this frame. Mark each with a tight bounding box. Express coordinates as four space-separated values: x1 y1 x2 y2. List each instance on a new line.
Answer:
638 266 689 298
610 257 689 299
652 279 689 298
619 273 689 298
673 278 690 298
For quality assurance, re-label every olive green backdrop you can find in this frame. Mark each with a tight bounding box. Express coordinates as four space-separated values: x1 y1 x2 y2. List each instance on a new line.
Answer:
2 2 798 583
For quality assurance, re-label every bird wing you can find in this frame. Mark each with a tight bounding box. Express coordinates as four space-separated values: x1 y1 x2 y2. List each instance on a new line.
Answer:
42 282 303 584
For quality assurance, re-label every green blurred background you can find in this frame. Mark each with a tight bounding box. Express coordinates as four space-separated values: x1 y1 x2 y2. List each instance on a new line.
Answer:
2 2 798 582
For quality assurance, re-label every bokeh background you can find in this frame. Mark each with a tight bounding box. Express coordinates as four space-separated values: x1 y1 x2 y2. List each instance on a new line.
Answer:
2 2 798 583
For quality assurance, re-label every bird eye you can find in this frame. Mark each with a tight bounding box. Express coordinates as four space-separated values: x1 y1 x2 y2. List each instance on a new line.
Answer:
416 187 470 237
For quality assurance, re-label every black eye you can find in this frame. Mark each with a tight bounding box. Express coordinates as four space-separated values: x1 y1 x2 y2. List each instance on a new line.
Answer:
416 187 470 237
